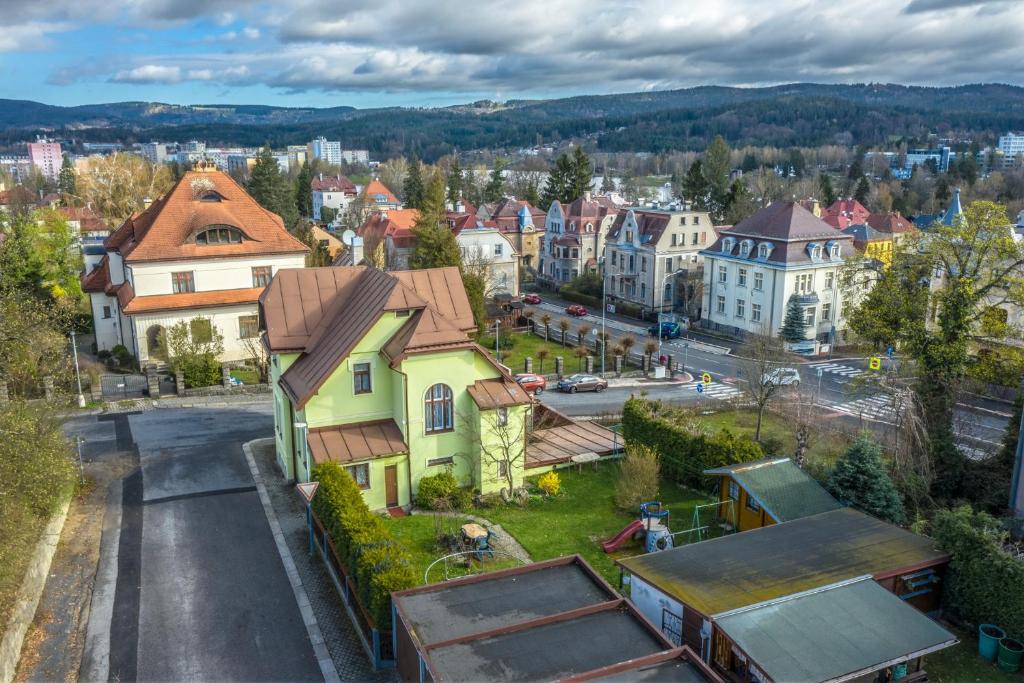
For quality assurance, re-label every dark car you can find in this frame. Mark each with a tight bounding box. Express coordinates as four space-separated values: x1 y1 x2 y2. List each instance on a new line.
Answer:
523 293 542 304
514 373 546 395
648 322 682 339
566 304 588 317
557 373 608 393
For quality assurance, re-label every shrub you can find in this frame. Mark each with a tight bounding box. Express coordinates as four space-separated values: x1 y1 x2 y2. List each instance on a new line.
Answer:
110 344 134 368
622 398 763 490
416 469 470 511
615 443 660 510
827 435 906 525
537 471 561 496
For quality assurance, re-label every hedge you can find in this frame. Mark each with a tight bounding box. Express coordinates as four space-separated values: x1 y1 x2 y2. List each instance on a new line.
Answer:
310 462 415 631
931 506 1024 639
622 397 763 490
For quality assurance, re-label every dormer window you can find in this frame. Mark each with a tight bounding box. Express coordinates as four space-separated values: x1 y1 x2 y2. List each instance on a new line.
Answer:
758 243 770 259
739 240 753 257
196 226 243 245
722 237 735 253
199 191 224 202
807 242 822 260
585 223 594 233
828 242 841 259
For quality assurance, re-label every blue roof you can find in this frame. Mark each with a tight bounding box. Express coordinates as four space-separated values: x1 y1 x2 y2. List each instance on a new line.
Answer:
940 188 963 226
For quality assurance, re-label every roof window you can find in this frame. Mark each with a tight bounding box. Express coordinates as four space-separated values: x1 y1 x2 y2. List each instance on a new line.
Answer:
196 226 243 245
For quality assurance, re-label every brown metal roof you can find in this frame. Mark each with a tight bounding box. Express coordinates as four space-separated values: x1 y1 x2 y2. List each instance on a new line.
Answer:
259 267 366 351
307 419 408 464
467 378 532 409
527 420 622 468
392 267 475 332
381 307 473 365
278 268 397 407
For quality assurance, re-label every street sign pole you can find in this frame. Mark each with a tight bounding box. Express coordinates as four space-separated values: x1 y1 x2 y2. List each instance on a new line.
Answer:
816 367 823 403
683 342 689 374
296 481 320 555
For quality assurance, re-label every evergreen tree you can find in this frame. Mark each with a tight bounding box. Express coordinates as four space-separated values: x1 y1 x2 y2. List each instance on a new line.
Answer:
540 154 573 208
247 145 298 229
828 435 906 525
703 135 732 207
294 162 313 219
408 175 460 270
446 157 463 206
567 147 593 200
600 173 615 193
787 148 807 177
680 160 712 211
818 173 837 207
847 157 864 180
484 158 506 203
724 179 758 225
461 269 487 335
780 297 808 342
403 157 425 210
740 153 759 173
522 175 540 206
58 154 76 200
853 176 871 205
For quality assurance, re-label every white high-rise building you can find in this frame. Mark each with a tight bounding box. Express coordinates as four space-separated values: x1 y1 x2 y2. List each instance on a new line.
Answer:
308 137 342 165
140 142 167 164
998 132 1024 157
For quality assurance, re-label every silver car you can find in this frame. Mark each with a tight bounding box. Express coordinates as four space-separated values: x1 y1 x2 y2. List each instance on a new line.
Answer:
761 367 801 387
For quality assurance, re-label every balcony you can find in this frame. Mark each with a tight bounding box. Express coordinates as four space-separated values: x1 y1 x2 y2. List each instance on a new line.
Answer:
791 293 819 306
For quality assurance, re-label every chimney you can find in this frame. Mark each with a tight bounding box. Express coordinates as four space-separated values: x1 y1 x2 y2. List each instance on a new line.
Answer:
319 173 323 181
584 190 592 201
351 236 364 266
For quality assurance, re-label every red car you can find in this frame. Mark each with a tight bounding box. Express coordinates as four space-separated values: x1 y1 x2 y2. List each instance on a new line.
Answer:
566 304 588 316
514 373 546 395
523 293 542 304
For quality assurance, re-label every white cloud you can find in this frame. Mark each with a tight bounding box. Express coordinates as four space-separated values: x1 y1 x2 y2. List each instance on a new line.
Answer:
112 64 182 83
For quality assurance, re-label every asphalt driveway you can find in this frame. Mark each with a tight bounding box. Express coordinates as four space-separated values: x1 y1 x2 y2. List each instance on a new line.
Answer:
95 406 323 682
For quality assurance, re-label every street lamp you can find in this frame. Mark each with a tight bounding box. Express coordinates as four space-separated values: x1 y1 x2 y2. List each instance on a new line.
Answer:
70 329 85 408
600 256 608 376
656 269 686 363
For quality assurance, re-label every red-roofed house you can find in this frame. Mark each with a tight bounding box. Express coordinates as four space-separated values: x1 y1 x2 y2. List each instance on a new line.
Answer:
311 173 358 222
361 179 402 210
822 199 871 230
80 168 308 362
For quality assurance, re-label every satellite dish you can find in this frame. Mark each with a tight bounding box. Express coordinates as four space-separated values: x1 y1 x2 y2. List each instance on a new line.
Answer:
341 229 356 246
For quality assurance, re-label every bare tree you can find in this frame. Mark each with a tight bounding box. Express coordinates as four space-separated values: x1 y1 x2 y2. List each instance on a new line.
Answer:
736 332 786 442
460 406 529 499
241 335 269 384
558 318 570 346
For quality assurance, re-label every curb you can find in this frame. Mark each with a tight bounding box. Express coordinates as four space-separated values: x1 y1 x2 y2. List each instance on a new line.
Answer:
0 496 72 683
243 439 341 683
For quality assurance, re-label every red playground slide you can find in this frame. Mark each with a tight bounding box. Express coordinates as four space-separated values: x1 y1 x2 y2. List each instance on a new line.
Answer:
602 520 645 553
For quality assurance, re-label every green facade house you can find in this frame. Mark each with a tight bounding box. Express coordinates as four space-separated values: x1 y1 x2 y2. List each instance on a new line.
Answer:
259 266 533 511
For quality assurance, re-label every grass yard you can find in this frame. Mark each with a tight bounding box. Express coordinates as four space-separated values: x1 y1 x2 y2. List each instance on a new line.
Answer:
482 462 713 585
696 407 853 467
479 331 578 376
926 625 1020 682
229 367 260 385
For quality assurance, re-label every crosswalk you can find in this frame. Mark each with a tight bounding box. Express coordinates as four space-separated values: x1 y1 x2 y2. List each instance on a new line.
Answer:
698 383 744 401
829 395 896 421
808 361 866 378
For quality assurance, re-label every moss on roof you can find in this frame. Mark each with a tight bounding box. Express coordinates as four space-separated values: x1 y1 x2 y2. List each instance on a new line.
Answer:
706 457 842 522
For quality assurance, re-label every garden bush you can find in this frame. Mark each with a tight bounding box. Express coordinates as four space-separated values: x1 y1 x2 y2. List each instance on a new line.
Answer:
615 443 660 510
537 471 561 496
932 506 1024 639
310 462 414 631
622 398 763 490
416 469 471 510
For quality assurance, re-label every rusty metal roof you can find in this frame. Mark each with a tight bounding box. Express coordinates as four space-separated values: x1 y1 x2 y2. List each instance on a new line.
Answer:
306 419 408 465
617 507 947 618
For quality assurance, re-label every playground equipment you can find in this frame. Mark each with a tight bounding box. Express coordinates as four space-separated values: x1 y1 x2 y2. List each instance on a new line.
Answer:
673 499 737 545
602 501 673 554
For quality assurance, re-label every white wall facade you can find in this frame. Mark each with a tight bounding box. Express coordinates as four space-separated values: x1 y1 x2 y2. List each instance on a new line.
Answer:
127 254 305 296
457 229 520 296
312 190 356 221
89 292 126 352
132 302 262 363
628 575 686 648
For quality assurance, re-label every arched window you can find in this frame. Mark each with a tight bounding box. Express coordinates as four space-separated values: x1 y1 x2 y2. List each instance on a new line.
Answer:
195 226 243 245
425 384 453 433
146 324 166 360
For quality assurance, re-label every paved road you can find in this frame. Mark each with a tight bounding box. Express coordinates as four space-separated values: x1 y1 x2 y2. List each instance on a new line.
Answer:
88 406 324 682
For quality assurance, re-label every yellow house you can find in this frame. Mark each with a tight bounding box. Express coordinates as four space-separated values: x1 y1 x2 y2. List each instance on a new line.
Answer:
842 222 894 266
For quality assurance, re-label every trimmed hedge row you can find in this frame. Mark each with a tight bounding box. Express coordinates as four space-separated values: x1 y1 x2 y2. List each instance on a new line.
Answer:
622 397 763 489
310 462 415 632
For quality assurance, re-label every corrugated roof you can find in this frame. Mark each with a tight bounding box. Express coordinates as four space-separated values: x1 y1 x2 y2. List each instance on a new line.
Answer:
617 507 947 617
715 578 957 683
306 419 408 465
705 457 842 522
381 307 473 365
466 378 532 409
392 267 476 331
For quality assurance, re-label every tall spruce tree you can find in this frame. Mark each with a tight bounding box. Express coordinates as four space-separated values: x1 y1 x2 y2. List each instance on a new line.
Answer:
567 147 593 200
680 160 712 211
408 175 460 270
247 145 298 229
818 173 837 206
58 154 76 200
828 435 906 525
484 158 506 203
540 154 573 208
404 157 425 210
853 176 871 205
780 297 808 342
294 162 313 219
702 135 732 204
446 158 463 206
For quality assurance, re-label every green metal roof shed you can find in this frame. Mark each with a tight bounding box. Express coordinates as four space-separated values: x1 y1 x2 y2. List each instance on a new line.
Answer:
714 577 958 682
705 457 842 522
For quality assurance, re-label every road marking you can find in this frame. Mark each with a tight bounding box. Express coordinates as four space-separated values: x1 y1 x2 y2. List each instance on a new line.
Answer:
697 383 743 400
809 362 866 377
830 395 896 420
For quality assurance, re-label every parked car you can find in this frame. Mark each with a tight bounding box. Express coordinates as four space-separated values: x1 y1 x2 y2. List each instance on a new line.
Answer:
523 293 542 305
647 322 683 339
566 304 588 317
514 373 546 395
761 367 801 387
557 373 608 393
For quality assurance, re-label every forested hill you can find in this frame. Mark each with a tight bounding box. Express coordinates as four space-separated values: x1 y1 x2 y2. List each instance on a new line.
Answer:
3 83 1024 159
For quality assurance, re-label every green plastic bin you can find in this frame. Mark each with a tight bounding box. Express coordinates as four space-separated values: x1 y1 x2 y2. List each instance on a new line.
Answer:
979 624 1004 661
997 637 1023 673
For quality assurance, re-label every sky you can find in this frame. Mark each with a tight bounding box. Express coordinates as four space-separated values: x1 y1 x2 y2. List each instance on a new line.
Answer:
2 0 1023 109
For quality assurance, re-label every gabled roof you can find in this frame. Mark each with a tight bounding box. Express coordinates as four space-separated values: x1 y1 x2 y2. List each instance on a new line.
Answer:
361 179 400 206
80 256 111 293
563 195 621 222
726 201 842 241
841 222 891 246
466 378 531 409
357 209 420 253
866 211 915 234
715 577 956 683
823 198 871 223
705 457 842 522
606 209 673 245
310 174 356 193
61 206 110 233
103 169 308 263
262 266 477 408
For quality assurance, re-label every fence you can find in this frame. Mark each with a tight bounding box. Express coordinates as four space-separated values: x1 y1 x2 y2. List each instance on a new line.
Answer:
308 509 395 669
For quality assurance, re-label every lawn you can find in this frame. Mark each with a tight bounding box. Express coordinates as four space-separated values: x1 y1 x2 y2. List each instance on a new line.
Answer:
229 367 260 385
481 462 712 585
479 330 641 376
695 406 853 467
927 625 1020 682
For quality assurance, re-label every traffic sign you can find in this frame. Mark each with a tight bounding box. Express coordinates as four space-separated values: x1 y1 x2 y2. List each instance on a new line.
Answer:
696 382 704 394
701 372 712 384
296 481 319 504
886 345 894 358
868 357 881 371
817 368 823 377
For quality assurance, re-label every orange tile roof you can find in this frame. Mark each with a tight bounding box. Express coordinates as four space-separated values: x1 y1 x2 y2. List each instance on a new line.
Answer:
122 287 264 314
362 179 401 206
104 169 308 263
80 256 111 293
357 209 420 254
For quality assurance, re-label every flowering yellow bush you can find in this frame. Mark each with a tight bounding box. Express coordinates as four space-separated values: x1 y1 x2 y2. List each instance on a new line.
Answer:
537 471 561 496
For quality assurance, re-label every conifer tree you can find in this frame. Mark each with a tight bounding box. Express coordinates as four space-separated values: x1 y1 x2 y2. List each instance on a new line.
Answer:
780 297 808 342
403 157 425 210
828 435 906 525
818 173 837 206
294 162 313 219
567 147 593 200
484 158 506 203
681 160 712 211
854 176 871 206
408 175 460 270
446 157 463 206
58 154 76 201
247 145 298 228
540 154 573 209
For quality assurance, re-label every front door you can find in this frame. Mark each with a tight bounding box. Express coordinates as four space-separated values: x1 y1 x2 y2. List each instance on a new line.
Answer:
385 465 399 508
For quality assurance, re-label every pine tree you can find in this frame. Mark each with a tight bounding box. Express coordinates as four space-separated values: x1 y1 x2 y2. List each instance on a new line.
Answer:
58 154 76 201
818 173 837 206
724 178 757 225
540 154 572 208
567 147 593 200
408 175 460 270
854 176 871 205
294 162 313 219
680 160 712 211
403 157 425 210
446 157 463 206
828 435 906 525
780 297 808 342
702 135 732 203
600 173 615 193
247 145 298 229
484 158 506 202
